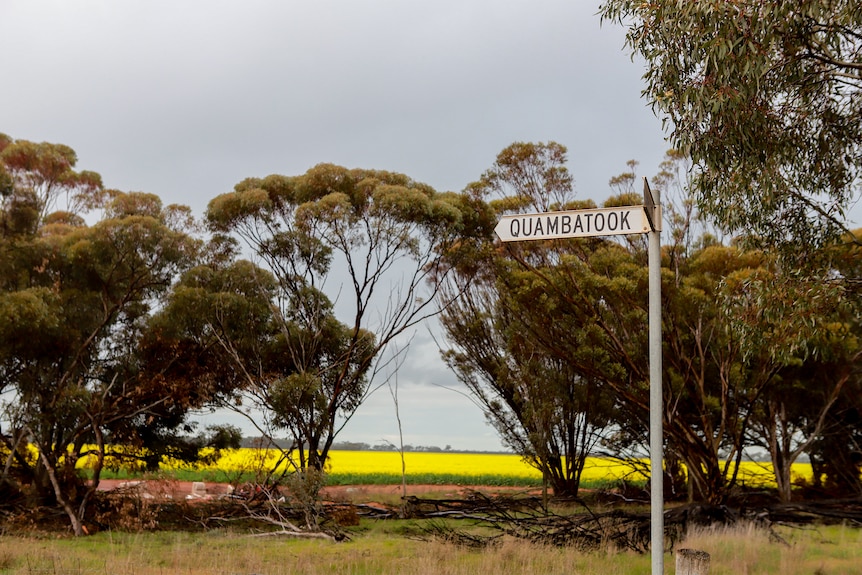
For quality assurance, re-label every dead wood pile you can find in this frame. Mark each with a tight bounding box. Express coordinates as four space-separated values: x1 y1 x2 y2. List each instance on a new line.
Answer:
386 492 862 551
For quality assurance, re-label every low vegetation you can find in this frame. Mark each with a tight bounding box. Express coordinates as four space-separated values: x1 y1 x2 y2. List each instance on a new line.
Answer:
0 522 858 575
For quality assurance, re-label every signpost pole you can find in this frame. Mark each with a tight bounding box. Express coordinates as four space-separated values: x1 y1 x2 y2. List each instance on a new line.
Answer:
645 178 664 575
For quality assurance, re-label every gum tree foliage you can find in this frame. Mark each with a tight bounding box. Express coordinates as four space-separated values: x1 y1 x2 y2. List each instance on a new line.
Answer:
806 367 862 496
598 2 862 497
732 233 862 500
599 1 862 251
440 142 619 498
204 164 491 475
444 144 861 503
652 154 860 502
0 133 104 224
805 231 862 496
586 169 857 503
149 255 377 478
0 135 237 536
501 220 771 504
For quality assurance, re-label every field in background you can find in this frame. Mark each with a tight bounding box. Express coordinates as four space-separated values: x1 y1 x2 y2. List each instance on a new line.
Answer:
95 448 815 490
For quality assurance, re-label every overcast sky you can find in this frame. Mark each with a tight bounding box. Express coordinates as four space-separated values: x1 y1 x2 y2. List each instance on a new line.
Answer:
1 1 672 451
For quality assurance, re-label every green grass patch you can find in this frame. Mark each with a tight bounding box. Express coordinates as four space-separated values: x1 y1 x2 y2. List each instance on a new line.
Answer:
325 472 543 487
94 467 640 491
97 468 241 484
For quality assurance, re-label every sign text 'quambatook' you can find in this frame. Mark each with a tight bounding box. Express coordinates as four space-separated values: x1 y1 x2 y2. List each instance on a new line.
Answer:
494 206 650 242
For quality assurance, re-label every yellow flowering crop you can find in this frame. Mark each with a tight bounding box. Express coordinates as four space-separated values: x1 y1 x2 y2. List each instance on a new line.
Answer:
329 450 543 480
195 449 546 481
196 449 812 488
79 445 814 489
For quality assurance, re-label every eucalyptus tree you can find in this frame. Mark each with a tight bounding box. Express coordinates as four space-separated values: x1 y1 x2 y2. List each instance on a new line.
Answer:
732 235 862 500
440 142 619 498
440 255 617 498
1 135 115 525
0 195 201 533
806 231 862 495
204 164 489 475
806 373 862 496
444 144 799 503
0 133 105 226
0 135 237 535
504 232 779 503
599 1 862 251
598 2 862 499
148 254 376 477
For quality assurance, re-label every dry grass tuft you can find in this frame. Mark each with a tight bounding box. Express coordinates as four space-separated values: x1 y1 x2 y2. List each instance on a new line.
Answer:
678 522 862 575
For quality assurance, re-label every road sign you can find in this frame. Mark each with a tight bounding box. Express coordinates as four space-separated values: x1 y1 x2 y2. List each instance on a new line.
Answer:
494 206 650 242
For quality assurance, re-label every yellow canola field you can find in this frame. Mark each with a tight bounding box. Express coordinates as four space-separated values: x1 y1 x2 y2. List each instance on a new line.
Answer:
71 444 814 488
207 449 546 481
202 449 814 488
330 451 545 480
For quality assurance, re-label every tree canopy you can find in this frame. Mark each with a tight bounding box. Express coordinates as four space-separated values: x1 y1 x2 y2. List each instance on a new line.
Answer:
442 143 862 503
198 164 492 477
440 143 617 498
2 129 861 536
0 135 239 535
599 1 862 250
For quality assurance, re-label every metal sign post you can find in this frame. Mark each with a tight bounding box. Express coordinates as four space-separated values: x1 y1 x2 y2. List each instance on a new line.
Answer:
496 182 664 574
645 178 664 575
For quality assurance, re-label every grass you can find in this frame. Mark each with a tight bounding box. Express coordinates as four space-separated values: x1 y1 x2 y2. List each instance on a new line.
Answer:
0 523 859 574
0 529 668 575
681 523 862 575
95 468 548 488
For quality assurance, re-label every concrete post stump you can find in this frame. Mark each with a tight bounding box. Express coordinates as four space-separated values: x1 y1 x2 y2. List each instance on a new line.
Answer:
675 548 710 575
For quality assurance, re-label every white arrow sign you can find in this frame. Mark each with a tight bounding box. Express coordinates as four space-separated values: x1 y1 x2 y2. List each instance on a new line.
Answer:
494 206 650 242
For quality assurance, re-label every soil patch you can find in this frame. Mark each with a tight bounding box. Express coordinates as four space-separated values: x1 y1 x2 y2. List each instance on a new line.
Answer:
94 479 540 502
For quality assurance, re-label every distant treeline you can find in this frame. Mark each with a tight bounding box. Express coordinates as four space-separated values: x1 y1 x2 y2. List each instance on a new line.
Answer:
237 437 507 454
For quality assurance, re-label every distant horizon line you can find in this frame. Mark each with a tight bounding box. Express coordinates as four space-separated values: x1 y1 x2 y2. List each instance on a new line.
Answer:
237 436 514 454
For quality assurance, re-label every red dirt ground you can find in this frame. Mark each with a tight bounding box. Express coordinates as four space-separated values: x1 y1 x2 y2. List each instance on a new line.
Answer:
95 479 539 502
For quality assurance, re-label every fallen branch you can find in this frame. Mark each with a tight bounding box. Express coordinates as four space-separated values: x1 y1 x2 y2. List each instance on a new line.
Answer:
245 528 337 541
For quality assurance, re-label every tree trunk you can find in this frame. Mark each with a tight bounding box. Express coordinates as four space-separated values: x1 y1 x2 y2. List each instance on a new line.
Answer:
544 454 581 498
664 451 687 501
774 457 793 502
685 454 728 504
36 447 85 536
